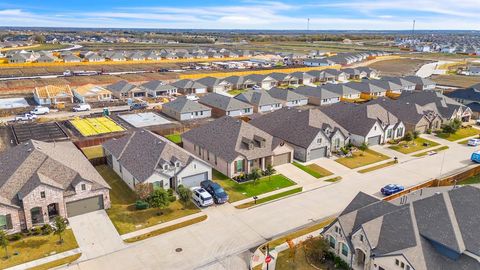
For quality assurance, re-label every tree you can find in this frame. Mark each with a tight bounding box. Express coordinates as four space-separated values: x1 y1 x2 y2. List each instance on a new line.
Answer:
442 119 462 134
135 183 153 200
250 167 261 185
147 188 170 209
177 185 192 204
0 229 8 259
358 142 368 156
53 216 67 244
404 131 413 143
413 130 420 139
33 34 45 44
303 236 330 265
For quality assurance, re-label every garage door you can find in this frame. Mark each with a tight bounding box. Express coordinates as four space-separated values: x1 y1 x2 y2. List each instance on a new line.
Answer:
367 135 381 146
66 195 104 217
182 172 208 187
272 153 291 166
309 147 327 160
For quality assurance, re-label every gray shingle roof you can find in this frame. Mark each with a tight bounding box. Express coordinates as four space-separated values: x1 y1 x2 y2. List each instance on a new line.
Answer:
106 80 138 93
140 80 176 92
235 90 283 106
294 85 341 99
163 97 211 113
199 93 252 111
268 88 307 102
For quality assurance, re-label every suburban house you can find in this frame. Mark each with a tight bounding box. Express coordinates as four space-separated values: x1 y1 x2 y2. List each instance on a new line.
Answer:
72 84 112 103
321 84 361 102
267 73 299 87
139 80 178 97
162 97 211 121
365 79 403 97
0 140 111 234
342 68 366 80
372 98 443 133
403 76 437 91
182 116 294 178
220 76 245 90
322 186 480 270
295 85 341 106
63 55 82 63
398 91 472 122
243 74 278 90
347 82 388 99
198 93 253 118
382 77 417 92
250 108 349 161
290 72 315 85
170 79 208 95
302 58 336 67
321 103 405 145
445 84 480 118
268 88 308 107
355 67 379 79
234 90 283 113
196 76 232 93
85 54 105 62
323 69 348 82
102 130 212 190
33 84 74 106
106 80 147 99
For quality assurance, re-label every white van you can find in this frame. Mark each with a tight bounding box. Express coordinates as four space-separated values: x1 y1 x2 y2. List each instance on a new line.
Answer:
73 103 91 112
30 106 50 115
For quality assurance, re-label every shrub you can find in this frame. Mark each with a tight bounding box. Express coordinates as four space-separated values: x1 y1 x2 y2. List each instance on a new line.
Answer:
31 226 42 236
169 196 177 202
404 131 413 142
135 200 149 210
7 233 22 241
413 130 420 139
147 188 170 209
41 224 53 235
177 185 192 204
426 128 432 134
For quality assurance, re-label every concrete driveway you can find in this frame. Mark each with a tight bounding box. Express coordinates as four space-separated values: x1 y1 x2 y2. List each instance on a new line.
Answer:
68 210 125 261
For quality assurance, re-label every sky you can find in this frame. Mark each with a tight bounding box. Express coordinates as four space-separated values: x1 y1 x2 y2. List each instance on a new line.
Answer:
0 0 479 30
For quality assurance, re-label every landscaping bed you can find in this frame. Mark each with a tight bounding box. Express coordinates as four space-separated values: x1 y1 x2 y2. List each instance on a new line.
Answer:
96 165 200 235
292 162 333 178
335 149 389 169
388 137 439 154
0 229 78 269
436 126 480 141
212 170 296 202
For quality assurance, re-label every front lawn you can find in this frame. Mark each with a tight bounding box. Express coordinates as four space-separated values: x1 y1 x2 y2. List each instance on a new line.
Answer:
388 137 439 154
164 134 182 144
212 170 296 202
1 230 78 269
227 89 246 96
335 149 389 169
293 162 333 178
436 127 480 141
96 165 200 235
457 174 480 185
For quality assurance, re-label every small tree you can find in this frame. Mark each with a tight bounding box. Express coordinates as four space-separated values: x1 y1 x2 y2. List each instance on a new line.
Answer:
303 236 330 265
250 167 261 185
147 188 170 210
53 216 67 244
358 142 368 156
412 130 420 139
0 229 9 259
442 119 462 134
404 131 413 143
177 185 192 205
135 183 153 200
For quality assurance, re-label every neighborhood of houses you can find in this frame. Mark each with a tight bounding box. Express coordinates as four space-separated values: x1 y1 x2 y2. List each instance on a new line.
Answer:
395 35 480 55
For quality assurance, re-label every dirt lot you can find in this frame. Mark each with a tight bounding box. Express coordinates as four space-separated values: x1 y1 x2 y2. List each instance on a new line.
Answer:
367 58 431 76
431 74 480 88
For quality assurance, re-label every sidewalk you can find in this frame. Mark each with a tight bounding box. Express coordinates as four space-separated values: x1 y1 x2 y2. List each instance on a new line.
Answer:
5 248 81 270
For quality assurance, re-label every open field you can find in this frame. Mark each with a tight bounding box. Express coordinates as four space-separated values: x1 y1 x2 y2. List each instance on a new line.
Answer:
368 58 431 76
430 74 480 88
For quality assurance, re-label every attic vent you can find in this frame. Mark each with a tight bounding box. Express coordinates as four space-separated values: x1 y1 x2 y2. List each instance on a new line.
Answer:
241 137 255 150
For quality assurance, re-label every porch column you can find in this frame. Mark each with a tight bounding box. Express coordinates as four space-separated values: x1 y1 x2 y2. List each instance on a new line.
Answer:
261 157 266 170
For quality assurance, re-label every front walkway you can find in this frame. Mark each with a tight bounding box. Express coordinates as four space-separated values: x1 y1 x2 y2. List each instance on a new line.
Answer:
69 210 125 261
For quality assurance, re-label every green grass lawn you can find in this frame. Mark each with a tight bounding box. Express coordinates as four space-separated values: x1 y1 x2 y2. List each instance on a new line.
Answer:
96 165 200 235
212 170 296 202
227 89 246 96
1 230 78 269
28 253 82 270
457 174 480 185
436 127 480 141
292 162 333 178
164 134 182 144
358 160 397 173
388 137 439 154
235 187 303 209
335 149 389 169
81 145 105 160
413 146 450 157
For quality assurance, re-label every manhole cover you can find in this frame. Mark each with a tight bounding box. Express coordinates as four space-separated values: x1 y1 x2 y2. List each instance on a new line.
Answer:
175 248 183 252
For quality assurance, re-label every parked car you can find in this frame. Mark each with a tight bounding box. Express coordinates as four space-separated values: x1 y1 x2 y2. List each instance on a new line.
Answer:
200 180 229 204
130 102 148 110
381 184 405 196
73 103 91 112
15 113 38 122
468 138 480 146
30 106 50 115
471 151 480 163
252 85 261 90
190 187 214 207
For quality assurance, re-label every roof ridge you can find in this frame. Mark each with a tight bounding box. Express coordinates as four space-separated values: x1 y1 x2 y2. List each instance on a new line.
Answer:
443 192 466 252
118 131 136 159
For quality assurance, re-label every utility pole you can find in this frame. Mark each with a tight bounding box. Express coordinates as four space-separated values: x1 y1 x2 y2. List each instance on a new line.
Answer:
412 19 416 39
307 18 310 31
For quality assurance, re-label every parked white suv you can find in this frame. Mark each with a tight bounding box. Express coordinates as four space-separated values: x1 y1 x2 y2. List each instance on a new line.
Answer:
73 103 91 112
30 106 50 115
190 187 214 207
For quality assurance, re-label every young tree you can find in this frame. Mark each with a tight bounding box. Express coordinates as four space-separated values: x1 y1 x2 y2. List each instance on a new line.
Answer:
53 216 67 244
0 229 9 259
404 131 413 143
303 236 330 265
250 167 261 185
413 130 420 139
358 142 368 156
177 185 192 204
135 183 153 200
147 188 170 209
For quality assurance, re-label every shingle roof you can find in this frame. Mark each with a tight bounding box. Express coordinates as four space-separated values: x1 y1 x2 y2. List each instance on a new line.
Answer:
162 97 211 113
445 87 480 103
235 90 282 106
106 80 138 93
199 93 252 111
268 88 307 102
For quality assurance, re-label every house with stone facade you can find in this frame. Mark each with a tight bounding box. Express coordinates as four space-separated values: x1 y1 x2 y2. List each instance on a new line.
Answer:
0 140 110 234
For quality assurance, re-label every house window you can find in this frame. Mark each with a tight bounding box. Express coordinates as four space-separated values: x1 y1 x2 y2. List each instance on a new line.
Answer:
397 127 404 137
207 151 210 161
387 129 392 138
341 243 349 256
236 160 244 173
401 262 405 268
406 266 410 270
395 259 400 266
360 235 364 242
153 181 163 190
317 138 322 144
329 235 336 248
40 191 45 198
81 184 86 191
0 215 8 230
374 126 377 130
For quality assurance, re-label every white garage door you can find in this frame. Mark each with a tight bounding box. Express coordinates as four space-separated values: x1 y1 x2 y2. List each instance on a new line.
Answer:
367 135 381 146
182 172 208 187
66 195 104 217
309 147 327 160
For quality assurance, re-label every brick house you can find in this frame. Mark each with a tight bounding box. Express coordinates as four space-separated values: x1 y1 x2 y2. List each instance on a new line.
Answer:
0 140 111 234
